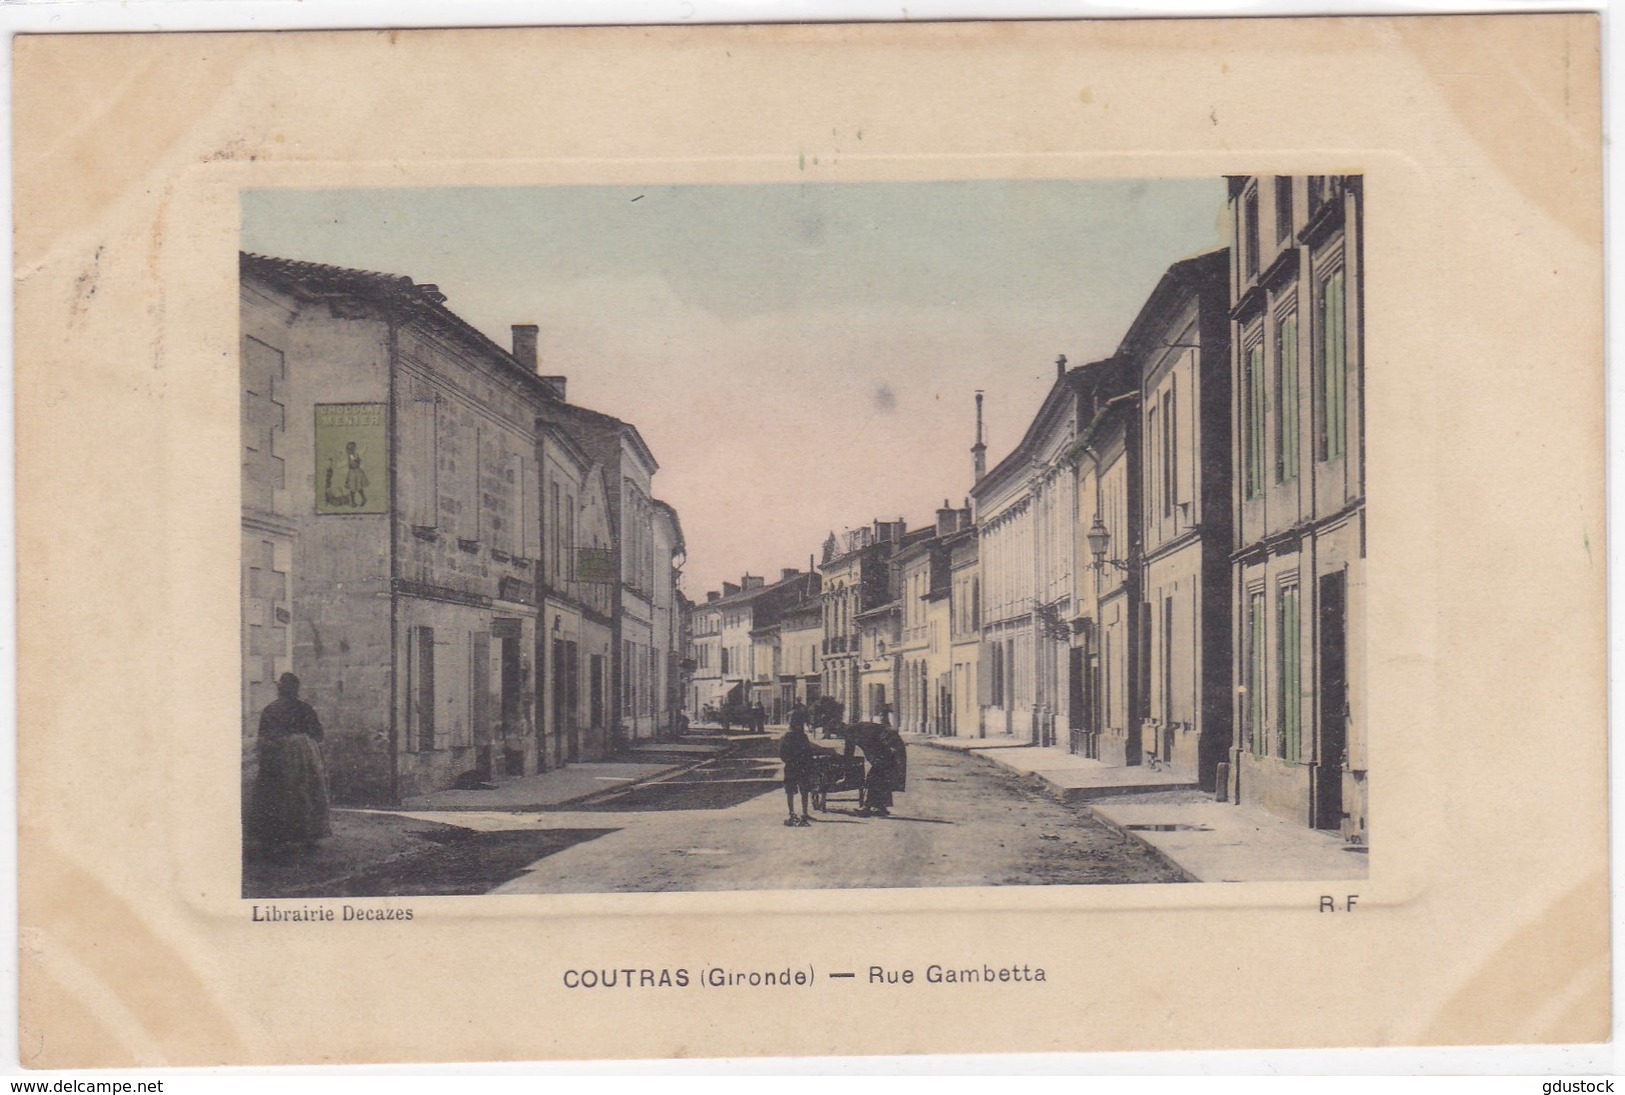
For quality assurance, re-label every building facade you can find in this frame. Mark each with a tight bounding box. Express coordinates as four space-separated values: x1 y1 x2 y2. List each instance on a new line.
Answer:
1072 376 1142 766
973 360 1101 746
242 253 561 804
242 252 683 804
651 500 687 738
534 402 669 745
895 503 970 735
689 595 726 717
946 524 982 737
777 593 824 714
1123 249 1234 789
1227 174 1366 839
817 522 902 722
536 421 616 766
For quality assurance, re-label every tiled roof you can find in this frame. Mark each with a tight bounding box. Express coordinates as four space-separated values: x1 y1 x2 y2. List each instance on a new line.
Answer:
241 252 564 402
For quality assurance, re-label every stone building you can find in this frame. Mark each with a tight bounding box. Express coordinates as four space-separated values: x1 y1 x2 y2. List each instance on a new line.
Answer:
945 522 981 737
1071 364 1142 765
534 402 668 745
688 594 726 717
651 500 687 738
972 437 1035 740
1121 249 1233 789
535 420 616 765
776 589 825 714
241 253 561 803
817 521 904 722
1227 175 1366 839
702 569 818 719
854 598 901 724
973 359 1114 747
894 502 971 735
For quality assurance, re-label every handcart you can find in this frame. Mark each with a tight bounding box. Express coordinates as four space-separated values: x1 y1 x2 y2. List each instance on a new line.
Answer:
808 747 866 812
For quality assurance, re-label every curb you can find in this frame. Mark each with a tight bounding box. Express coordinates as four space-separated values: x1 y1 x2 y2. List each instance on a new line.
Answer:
933 739 1204 884
548 737 744 810
1074 801 1203 884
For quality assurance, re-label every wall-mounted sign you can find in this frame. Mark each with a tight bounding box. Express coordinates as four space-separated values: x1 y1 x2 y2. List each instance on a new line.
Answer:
315 403 388 515
576 547 616 585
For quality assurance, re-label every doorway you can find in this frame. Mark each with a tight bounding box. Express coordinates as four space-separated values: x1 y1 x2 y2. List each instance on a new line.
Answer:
551 639 568 767
1316 570 1348 831
1068 645 1087 754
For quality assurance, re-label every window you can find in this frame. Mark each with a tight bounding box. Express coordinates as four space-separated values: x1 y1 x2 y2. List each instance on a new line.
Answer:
1275 311 1299 483
549 481 562 582
1246 591 1266 756
1161 595 1175 724
1277 583 1301 762
1148 405 1160 516
1162 381 1177 515
1243 189 1260 279
1318 267 1348 461
403 387 438 528
414 625 436 751
1244 341 1267 499
565 494 576 580
1104 631 1113 728
1274 176 1293 242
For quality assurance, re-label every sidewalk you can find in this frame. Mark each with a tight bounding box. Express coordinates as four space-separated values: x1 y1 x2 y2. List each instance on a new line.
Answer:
913 733 1200 798
911 733 1368 884
400 733 739 812
244 733 742 898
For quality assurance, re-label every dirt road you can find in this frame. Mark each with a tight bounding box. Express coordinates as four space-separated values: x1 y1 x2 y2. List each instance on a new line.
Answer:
470 734 1187 894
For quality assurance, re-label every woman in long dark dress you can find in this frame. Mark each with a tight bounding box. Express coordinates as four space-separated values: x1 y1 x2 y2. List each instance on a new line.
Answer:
249 673 332 848
856 719 907 817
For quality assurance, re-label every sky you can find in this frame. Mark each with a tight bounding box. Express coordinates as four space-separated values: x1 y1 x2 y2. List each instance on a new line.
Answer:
243 179 1227 597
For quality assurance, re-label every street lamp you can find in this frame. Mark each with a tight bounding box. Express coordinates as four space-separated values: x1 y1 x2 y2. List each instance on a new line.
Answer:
1086 515 1131 573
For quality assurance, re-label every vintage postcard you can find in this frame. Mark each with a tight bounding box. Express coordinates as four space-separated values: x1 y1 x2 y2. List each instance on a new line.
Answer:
14 14 1607 1067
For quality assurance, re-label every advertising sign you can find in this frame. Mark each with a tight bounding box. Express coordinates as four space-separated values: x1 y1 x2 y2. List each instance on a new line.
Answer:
315 403 388 515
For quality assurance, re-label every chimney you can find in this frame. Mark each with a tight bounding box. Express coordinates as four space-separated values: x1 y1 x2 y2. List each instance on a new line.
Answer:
936 498 958 536
541 375 568 400
742 574 765 590
707 591 721 603
723 581 741 597
972 390 987 483
1056 353 1068 379
781 568 801 581
959 501 974 531
512 324 539 369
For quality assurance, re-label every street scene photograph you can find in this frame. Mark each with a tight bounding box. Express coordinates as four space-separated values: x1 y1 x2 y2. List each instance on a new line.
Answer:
239 176 1368 897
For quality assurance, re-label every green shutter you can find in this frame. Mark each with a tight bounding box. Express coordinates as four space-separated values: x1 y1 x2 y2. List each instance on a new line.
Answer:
1249 592 1267 756
1279 586 1300 763
1279 314 1299 481
1247 345 1266 499
1322 270 1346 462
